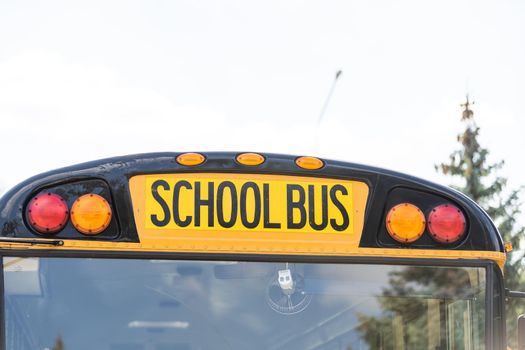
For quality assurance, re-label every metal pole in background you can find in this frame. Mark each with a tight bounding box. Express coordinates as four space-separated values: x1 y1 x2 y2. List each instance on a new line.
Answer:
316 70 343 152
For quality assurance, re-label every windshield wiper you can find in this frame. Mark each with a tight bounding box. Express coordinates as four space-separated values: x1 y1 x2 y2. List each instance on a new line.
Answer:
0 238 64 246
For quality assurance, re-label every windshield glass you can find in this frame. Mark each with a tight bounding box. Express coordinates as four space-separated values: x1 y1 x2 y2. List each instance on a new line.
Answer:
3 257 486 350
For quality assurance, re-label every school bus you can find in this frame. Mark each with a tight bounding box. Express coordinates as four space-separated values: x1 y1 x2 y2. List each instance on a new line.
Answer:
0 152 516 349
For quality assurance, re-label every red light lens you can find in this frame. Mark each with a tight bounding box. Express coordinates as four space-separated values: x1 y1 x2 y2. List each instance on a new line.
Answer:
27 192 69 234
428 204 466 243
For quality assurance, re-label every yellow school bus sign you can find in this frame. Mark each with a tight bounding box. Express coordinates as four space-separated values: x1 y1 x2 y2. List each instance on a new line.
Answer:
130 173 370 251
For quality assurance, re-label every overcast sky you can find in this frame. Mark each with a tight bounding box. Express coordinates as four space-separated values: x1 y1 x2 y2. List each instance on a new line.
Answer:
1 1 524 202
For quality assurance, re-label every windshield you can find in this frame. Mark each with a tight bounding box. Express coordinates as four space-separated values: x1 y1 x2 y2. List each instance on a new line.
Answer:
3 257 486 350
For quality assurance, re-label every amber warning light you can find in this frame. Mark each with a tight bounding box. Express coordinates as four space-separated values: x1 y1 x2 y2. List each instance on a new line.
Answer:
71 194 112 235
386 203 426 243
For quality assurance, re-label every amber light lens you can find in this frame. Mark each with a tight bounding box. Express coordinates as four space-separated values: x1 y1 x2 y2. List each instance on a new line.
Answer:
386 203 426 243
236 153 265 166
176 152 205 166
295 156 324 170
71 194 112 235
27 193 69 234
428 204 466 243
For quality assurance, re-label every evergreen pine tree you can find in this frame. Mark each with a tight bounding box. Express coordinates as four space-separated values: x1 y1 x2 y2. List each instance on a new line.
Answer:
436 96 525 347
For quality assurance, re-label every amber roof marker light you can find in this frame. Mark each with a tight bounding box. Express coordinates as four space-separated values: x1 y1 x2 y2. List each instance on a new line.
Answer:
71 194 112 235
295 156 324 170
236 153 265 166
176 153 206 166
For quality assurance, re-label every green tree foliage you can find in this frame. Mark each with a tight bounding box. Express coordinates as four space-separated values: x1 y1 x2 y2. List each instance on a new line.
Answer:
436 97 525 348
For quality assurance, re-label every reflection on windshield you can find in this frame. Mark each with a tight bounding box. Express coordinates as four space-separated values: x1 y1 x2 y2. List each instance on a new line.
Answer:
3 258 486 350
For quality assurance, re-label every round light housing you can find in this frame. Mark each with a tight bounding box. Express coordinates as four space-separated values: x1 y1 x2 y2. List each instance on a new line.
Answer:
386 203 426 243
428 204 466 243
71 194 112 235
27 192 69 234
295 156 324 170
176 152 205 166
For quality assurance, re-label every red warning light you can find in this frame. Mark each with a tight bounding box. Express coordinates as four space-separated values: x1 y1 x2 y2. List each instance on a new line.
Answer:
428 204 466 243
27 193 69 234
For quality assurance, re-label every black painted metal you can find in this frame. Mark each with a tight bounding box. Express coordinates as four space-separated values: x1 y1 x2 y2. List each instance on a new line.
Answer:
0 152 504 252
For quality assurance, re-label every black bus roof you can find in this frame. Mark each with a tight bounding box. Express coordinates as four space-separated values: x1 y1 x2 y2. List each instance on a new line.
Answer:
0 152 503 253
